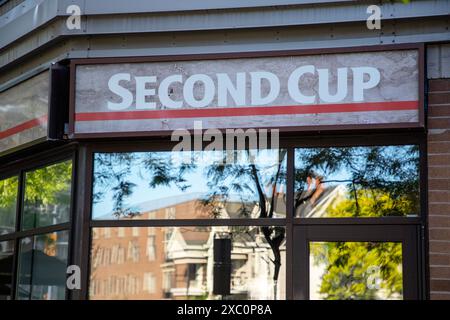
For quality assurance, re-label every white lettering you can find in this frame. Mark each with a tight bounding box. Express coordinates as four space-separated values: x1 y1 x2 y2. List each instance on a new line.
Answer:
288 65 316 104
105 65 382 110
159 74 182 108
217 72 246 107
135 76 156 109
352 67 380 101
250 71 280 105
318 67 348 103
184 74 215 108
107 73 133 110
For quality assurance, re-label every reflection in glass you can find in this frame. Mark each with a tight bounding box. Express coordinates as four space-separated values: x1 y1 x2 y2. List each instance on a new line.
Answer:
17 231 69 300
310 242 403 300
90 226 286 300
0 176 18 235
92 150 286 220
22 160 72 230
294 145 419 218
0 241 14 300
0 71 49 155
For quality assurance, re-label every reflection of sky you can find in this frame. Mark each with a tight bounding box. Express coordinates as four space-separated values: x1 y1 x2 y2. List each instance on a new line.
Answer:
93 146 418 218
93 163 207 217
92 150 285 218
295 145 418 187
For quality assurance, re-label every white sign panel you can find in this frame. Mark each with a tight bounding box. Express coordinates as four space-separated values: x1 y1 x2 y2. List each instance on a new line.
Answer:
73 49 420 135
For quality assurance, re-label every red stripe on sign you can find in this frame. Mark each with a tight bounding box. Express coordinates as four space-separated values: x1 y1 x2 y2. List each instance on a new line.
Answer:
75 101 419 122
0 115 48 140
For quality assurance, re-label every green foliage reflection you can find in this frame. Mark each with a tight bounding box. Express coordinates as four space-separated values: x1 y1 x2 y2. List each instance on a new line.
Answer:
22 160 72 229
295 145 420 217
310 241 403 300
0 176 18 234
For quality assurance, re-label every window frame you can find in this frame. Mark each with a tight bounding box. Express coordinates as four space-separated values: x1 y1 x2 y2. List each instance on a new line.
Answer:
77 130 427 300
0 144 77 300
293 224 420 300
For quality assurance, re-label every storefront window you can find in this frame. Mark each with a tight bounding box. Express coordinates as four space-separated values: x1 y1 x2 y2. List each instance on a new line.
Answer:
0 157 74 300
0 176 18 235
92 150 286 220
294 145 420 218
16 231 69 300
22 160 72 229
0 240 14 300
309 241 403 300
90 226 286 300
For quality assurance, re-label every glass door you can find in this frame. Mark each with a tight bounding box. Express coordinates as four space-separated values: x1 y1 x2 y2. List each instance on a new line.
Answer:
293 225 420 300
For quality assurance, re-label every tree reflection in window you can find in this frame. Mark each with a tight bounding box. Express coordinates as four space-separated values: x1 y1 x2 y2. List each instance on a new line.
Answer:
22 160 72 229
294 145 420 218
92 150 287 220
92 149 287 298
310 241 403 300
0 176 18 235
90 226 286 300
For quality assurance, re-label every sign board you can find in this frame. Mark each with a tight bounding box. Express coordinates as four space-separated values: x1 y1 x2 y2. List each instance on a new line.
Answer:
0 71 49 155
71 47 422 136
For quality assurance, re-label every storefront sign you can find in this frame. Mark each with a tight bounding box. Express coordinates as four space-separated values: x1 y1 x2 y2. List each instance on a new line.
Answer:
72 48 422 136
0 72 49 155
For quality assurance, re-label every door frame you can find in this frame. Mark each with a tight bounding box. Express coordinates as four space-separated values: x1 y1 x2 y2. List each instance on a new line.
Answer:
293 224 421 300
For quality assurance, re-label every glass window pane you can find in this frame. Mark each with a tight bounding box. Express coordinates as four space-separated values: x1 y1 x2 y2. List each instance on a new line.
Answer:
92 150 286 220
309 241 403 300
0 176 18 234
16 231 69 300
22 160 72 230
294 145 420 218
0 240 14 300
90 226 286 300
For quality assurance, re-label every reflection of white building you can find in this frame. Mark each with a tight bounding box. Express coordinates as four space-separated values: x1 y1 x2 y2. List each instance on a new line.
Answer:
304 185 347 218
163 225 286 300
91 193 286 300
296 185 347 218
98 190 287 220
0 226 14 235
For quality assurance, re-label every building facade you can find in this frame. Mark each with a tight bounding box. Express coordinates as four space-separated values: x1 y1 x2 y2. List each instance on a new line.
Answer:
0 0 449 300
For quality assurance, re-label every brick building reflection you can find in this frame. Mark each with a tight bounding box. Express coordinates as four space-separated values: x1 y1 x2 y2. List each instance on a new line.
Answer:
90 194 286 300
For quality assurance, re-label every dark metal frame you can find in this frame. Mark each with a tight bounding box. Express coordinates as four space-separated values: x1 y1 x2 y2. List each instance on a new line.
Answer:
293 225 420 300
0 144 77 300
74 129 427 300
0 132 427 300
0 62 70 158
